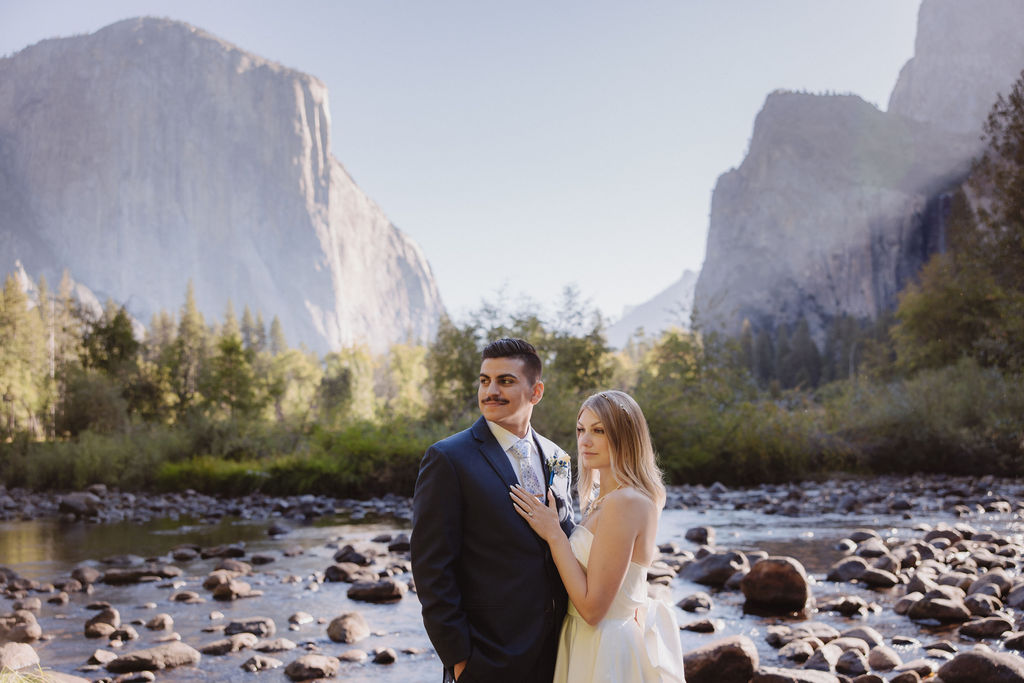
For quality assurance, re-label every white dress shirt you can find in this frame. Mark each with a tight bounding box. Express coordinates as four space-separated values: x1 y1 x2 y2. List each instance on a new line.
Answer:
486 420 545 489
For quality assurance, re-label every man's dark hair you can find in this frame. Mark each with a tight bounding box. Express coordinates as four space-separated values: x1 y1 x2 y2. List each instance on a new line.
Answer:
481 338 542 384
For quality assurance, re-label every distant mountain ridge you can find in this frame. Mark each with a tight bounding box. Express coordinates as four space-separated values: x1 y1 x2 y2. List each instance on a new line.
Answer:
0 17 444 352
689 0 1024 343
605 270 697 348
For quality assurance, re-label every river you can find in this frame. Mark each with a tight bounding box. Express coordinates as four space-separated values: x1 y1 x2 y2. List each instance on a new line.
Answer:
2 480 1022 681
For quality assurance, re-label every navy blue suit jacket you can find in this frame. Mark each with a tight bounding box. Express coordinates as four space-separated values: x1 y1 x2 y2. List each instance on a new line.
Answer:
411 416 575 682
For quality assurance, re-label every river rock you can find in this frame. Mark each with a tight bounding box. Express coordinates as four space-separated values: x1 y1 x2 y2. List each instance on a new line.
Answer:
254 638 296 652
683 635 759 683
906 593 971 622
217 558 252 574
333 544 376 566
103 564 182 584
0 642 39 670
840 626 883 649
686 526 715 545
59 492 102 517
752 666 840 682
106 642 202 673
213 579 260 600
835 649 868 676
347 578 407 603
959 615 1013 639
681 551 749 587
200 632 259 655
826 556 869 582
742 557 812 612
859 567 900 588
778 639 816 662
225 616 276 638
937 649 1024 682
71 566 103 585
285 654 340 681
339 649 369 663
373 647 397 664
202 569 240 590
288 612 314 625
817 595 868 616
85 607 121 638
144 614 173 631
804 643 841 672
867 645 901 670
677 591 714 612
327 612 370 644
170 591 204 603
965 592 1001 616
325 562 375 583
242 654 284 672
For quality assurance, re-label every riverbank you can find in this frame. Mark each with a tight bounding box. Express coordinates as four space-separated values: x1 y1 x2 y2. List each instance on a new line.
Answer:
2 474 1024 682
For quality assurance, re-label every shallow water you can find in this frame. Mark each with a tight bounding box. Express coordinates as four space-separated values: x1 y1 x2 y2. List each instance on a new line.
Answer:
2 500 1023 681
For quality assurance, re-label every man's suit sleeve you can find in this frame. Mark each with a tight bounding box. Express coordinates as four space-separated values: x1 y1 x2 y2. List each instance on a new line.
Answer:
411 444 471 667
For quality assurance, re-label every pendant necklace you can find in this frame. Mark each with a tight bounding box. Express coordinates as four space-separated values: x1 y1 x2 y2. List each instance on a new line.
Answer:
585 484 621 518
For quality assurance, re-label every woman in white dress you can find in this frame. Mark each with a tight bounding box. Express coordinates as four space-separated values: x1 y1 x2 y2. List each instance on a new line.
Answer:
510 390 685 682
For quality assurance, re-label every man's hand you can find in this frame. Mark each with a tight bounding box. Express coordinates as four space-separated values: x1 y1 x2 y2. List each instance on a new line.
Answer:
454 659 467 680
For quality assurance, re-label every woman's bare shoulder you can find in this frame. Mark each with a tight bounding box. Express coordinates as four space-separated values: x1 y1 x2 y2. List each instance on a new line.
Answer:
603 487 656 519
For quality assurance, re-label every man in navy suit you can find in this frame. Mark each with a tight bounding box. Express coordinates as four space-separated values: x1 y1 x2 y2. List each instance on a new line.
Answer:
412 338 575 682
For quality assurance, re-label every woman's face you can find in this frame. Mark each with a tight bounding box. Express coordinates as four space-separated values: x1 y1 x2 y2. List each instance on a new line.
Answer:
577 407 610 470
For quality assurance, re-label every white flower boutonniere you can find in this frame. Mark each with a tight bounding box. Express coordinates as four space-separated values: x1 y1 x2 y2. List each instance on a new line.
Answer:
545 450 572 488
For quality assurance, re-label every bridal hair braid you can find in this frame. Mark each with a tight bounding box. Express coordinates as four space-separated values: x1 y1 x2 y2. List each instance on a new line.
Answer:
577 390 667 512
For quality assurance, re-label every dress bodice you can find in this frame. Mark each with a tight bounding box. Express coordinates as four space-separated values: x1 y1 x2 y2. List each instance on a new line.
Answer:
556 524 687 682
567 525 648 620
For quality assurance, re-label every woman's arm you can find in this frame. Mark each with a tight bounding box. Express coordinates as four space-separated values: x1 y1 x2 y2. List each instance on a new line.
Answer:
510 486 649 625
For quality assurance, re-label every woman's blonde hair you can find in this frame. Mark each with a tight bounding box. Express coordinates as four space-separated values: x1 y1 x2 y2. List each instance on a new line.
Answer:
576 390 666 511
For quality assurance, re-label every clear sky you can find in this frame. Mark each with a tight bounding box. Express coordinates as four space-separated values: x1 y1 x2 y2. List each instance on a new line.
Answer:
0 1 923 324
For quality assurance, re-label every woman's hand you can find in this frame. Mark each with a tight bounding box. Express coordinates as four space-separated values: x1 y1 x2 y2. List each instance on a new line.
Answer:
510 485 561 542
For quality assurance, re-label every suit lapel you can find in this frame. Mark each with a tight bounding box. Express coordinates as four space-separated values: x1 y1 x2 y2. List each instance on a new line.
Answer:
471 417 518 486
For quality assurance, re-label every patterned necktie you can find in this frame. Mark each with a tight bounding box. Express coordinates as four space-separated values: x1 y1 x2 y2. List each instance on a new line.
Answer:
510 438 544 496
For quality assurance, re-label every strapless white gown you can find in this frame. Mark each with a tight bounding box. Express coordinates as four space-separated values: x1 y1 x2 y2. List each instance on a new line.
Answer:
553 526 686 682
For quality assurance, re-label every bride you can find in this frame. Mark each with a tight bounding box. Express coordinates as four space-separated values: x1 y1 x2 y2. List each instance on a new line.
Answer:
510 390 685 682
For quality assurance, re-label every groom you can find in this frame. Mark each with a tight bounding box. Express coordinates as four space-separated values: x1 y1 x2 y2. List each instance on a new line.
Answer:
412 338 575 682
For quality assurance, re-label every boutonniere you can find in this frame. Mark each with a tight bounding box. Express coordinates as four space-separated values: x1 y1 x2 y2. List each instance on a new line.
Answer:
545 450 572 487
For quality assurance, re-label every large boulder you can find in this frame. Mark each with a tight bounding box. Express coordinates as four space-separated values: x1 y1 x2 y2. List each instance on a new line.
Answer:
937 649 1024 683
684 635 759 683
327 612 370 644
347 578 408 603
106 642 202 673
285 654 340 681
681 551 749 587
0 642 40 671
0 610 42 642
741 557 812 612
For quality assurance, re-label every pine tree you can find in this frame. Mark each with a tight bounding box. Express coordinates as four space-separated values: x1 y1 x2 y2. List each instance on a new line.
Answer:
241 305 256 350
269 316 288 356
754 328 774 384
173 281 207 409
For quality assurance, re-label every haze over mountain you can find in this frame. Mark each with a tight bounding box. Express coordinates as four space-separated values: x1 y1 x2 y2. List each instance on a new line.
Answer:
687 0 1024 344
0 17 444 353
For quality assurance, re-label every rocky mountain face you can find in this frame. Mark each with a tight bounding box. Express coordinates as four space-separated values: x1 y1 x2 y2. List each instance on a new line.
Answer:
0 18 444 353
693 0 1024 343
605 270 696 349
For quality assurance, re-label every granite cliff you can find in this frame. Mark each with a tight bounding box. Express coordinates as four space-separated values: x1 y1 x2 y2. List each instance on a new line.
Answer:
0 18 444 352
693 0 1024 343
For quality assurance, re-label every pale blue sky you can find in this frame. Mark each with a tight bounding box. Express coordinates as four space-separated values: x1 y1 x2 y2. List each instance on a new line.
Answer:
0 1 922 323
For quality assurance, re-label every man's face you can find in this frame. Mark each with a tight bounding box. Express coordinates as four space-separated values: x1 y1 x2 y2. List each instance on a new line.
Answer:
478 357 543 434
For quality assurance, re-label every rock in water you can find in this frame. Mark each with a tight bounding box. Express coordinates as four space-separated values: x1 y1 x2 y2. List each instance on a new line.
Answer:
0 17 444 353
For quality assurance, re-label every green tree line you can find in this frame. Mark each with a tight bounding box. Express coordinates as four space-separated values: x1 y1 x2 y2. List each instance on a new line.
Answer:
2 72 1024 496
